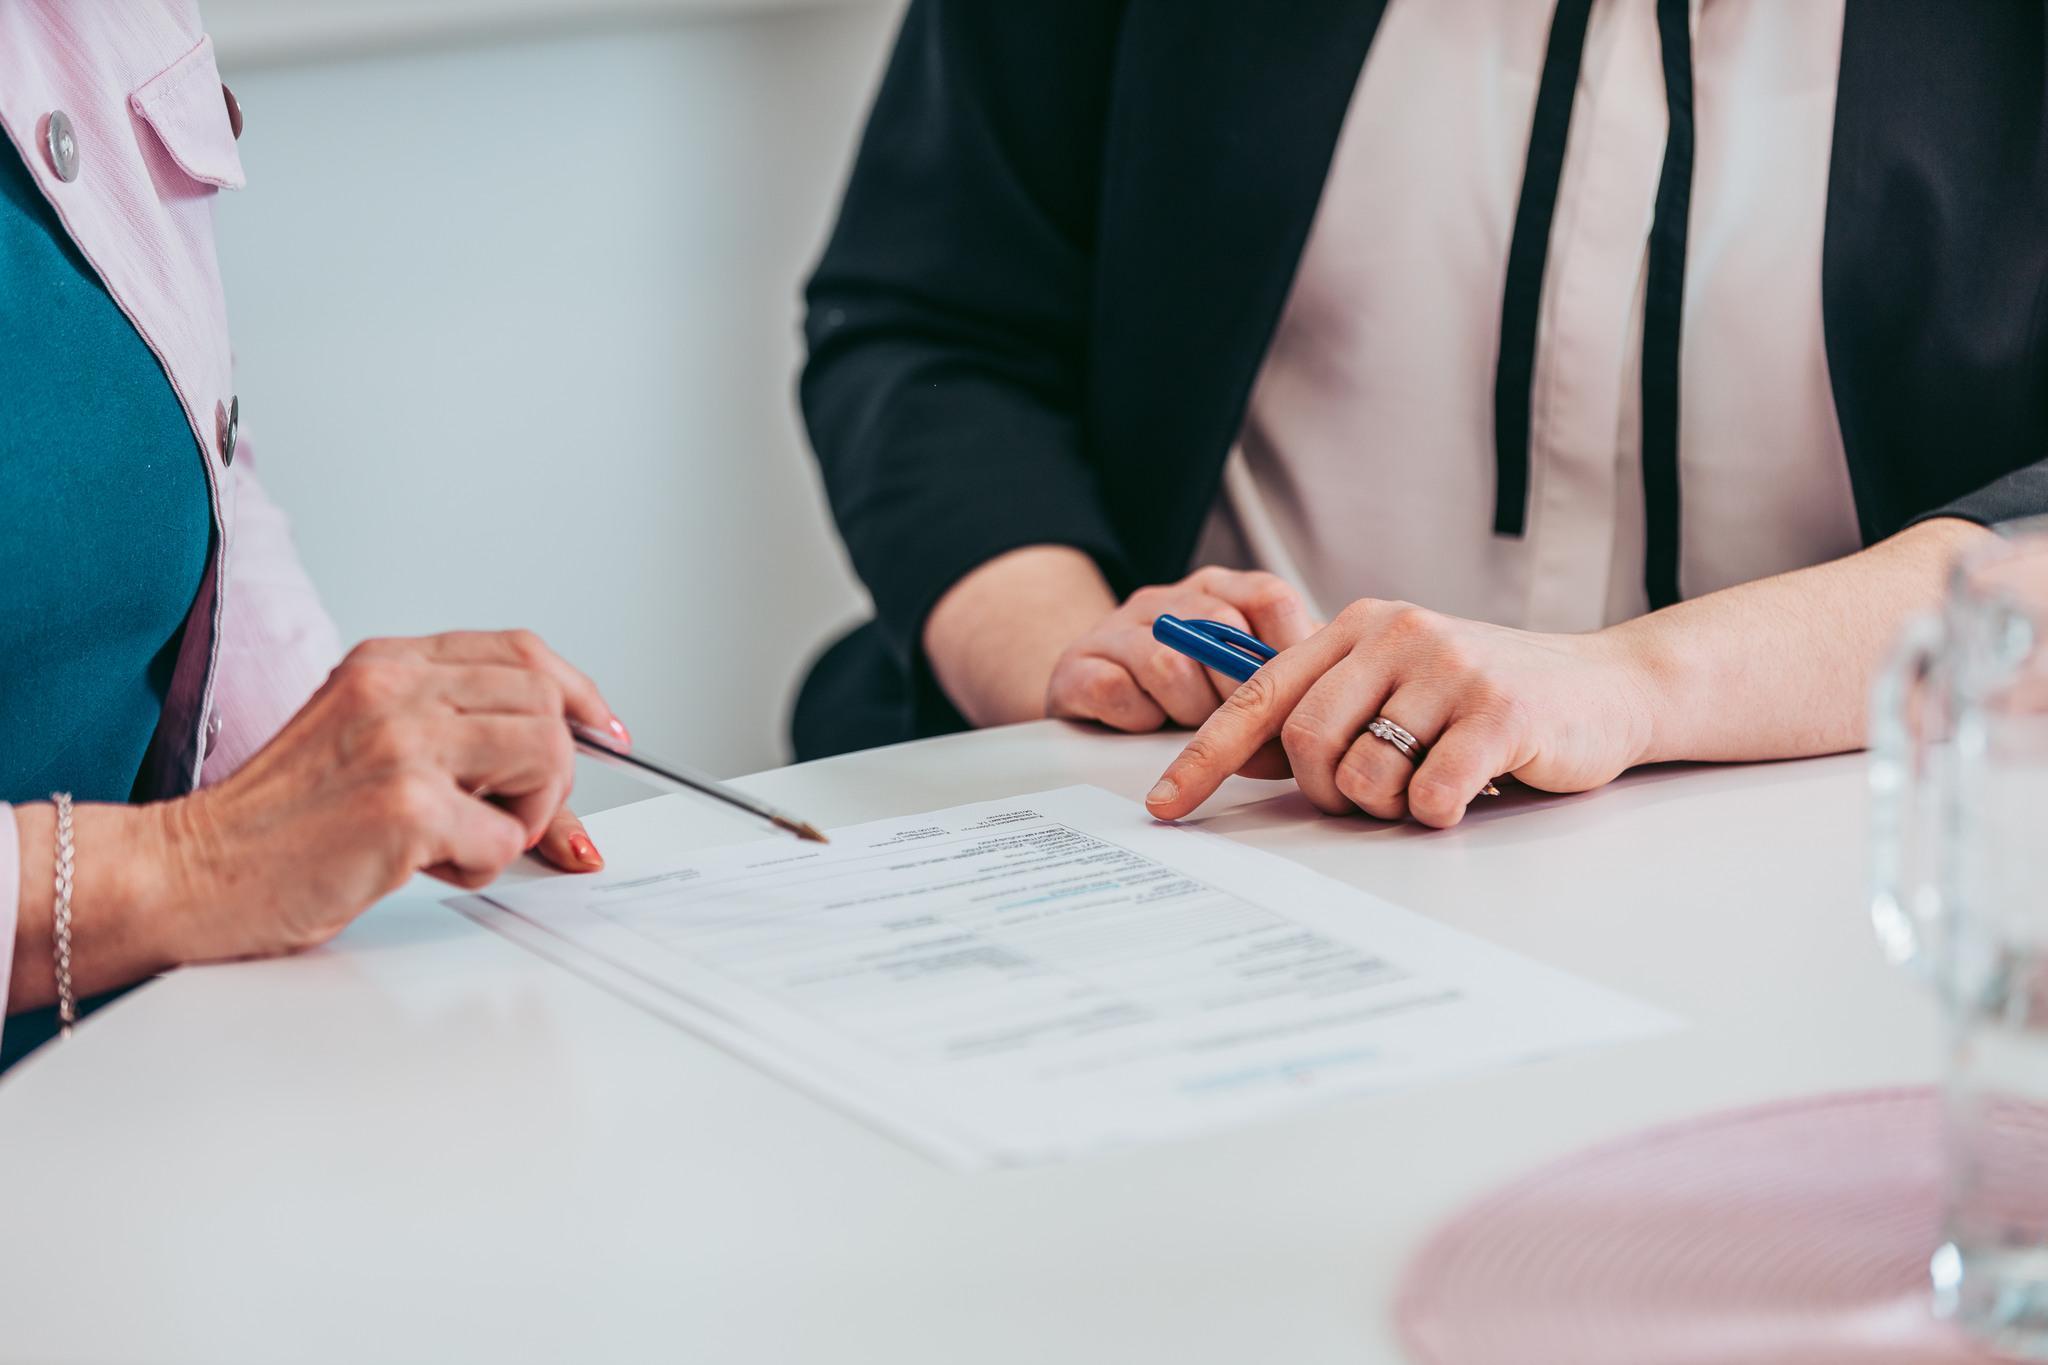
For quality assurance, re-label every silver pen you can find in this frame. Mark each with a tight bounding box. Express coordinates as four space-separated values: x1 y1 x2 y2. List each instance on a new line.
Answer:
568 722 828 844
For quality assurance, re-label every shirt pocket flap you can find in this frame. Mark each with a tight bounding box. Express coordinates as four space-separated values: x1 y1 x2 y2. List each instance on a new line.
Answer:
129 36 245 190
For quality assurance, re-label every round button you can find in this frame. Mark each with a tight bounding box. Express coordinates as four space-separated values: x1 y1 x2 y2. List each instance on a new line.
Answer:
43 110 79 183
216 395 239 467
222 84 243 140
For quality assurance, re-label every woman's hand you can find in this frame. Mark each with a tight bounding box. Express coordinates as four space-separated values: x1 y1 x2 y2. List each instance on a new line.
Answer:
162 630 623 962
1046 566 1319 731
921 547 1319 731
1144 600 1660 829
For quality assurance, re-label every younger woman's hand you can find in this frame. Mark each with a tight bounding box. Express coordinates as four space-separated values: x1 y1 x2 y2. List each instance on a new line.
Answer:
166 630 624 961
1144 600 1660 828
1046 567 1318 731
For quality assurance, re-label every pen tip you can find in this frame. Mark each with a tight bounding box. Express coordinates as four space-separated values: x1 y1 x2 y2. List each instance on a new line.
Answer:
777 817 829 844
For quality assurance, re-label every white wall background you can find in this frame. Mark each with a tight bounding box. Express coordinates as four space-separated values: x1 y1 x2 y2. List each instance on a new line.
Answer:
210 3 901 807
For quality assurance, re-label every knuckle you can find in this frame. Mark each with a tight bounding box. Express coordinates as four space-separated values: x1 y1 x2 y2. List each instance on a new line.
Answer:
1425 643 1472 680
1226 669 1280 719
1407 780 1467 829
1335 739 1380 785
1340 770 1400 819
1360 792 1409 822
502 628 548 664
1126 585 1168 616
1334 598 1382 631
1078 667 1126 711
1333 757 1371 804
1243 573 1293 611
1461 674 1508 714
333 658 404 709
362 713 418 766
1408 774 1463 815
383 770 442 827
1466 680 1528 732
341 638 390 668
1135 646 1190 692
1044 671 1081 717
1383 603 1438 642
1177 734 1225 772
535 672 567 714
1279 710 1336 761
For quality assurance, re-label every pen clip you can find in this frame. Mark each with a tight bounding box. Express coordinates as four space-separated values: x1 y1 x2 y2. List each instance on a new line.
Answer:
1151 614 1275 683
1188 618 1277 664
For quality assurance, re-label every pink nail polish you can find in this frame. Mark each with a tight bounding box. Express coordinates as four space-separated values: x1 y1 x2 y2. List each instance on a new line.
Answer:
607 716 632 750
569 833 602 868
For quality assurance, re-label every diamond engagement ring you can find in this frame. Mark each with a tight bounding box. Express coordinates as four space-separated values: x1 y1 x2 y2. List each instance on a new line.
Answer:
1364 716 1503 798
1366 716 1424 760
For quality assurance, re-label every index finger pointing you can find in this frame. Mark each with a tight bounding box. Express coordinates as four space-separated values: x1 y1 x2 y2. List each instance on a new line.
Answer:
1144 632 1347 820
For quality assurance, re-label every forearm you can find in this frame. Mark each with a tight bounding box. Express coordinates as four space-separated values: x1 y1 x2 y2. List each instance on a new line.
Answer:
922 545 1118 726
9 800 188 1013
1619 517 1994 765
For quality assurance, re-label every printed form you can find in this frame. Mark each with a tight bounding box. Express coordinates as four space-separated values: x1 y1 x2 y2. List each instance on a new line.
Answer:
462 786 1675 1168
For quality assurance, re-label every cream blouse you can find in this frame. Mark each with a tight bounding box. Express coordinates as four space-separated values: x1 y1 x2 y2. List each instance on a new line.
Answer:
1200 0 1862 631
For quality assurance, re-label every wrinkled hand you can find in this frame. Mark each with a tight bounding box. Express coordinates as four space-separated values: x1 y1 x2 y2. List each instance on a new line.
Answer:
168 630 624 960
1145 600 1660 828
1047 567 1318 730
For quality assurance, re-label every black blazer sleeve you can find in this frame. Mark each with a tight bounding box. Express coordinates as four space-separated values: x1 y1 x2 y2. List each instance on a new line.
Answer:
800 0 1132 664
1923 461 2048 529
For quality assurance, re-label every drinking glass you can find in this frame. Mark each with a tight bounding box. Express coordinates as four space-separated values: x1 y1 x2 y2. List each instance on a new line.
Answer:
1873 520 2048 1357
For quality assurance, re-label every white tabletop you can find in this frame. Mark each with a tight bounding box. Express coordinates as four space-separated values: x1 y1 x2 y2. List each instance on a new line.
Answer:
0 722 1933 1365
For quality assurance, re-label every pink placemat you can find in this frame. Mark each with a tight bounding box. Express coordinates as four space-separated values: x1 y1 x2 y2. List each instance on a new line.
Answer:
1396 1088 2005 1365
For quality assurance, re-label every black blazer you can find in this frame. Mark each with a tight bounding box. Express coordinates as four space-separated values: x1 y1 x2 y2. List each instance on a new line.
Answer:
793 0 2048 761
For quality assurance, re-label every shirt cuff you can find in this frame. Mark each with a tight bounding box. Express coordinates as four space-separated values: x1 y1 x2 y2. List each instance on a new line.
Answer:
0 803 18 1055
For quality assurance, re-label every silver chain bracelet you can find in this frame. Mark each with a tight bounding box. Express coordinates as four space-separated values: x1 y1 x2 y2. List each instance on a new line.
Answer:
51 792 76 1038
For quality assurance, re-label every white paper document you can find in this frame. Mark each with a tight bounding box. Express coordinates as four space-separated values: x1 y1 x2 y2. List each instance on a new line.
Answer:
460 786 1675 1167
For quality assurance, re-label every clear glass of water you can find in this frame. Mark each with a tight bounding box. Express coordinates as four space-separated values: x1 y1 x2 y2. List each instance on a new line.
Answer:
1873 521 2048 1356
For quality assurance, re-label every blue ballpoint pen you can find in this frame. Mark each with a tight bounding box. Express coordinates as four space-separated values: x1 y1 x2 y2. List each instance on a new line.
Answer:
1150 614 1501 797
1150 614 1275 683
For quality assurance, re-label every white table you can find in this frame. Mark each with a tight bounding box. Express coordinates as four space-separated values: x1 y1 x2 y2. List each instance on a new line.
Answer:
0 722 1933 1364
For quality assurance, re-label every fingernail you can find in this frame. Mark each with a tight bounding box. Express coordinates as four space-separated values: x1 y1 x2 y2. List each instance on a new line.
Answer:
569 833 602 868
1146 778 1178 807
607 716 632 750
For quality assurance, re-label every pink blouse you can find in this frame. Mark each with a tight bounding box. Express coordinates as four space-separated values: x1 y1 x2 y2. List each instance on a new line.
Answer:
0 4 341 1043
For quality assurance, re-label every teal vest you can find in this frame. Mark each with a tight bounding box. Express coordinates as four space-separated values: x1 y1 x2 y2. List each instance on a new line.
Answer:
0 141 212 803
